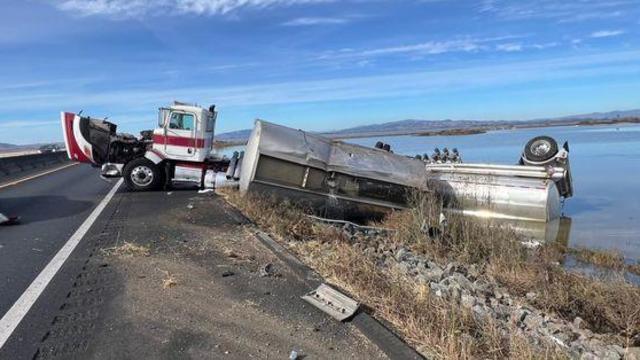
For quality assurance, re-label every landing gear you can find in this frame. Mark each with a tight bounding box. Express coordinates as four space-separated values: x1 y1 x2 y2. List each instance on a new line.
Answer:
123 157 164 191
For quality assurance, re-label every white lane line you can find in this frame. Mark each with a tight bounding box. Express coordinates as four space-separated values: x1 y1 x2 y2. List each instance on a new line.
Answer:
0 178 123 349
0 163 79 190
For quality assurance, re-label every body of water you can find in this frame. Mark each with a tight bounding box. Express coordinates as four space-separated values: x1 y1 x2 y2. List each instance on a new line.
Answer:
348 124 640 260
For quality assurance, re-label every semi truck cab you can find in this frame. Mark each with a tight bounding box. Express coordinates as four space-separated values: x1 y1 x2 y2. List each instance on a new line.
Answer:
61 102 230 191
151 103 216 163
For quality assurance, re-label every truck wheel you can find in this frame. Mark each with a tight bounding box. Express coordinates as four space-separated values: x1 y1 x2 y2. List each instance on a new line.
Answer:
123 158 163 191
524 136 558 162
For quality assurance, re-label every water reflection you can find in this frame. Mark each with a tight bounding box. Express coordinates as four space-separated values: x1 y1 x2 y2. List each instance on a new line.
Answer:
480 217 573 245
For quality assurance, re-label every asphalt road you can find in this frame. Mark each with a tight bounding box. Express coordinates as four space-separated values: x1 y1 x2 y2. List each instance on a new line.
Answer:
0 164 400 359
0 165 112 317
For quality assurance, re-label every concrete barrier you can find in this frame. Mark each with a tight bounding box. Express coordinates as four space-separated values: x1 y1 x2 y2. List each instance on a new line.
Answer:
0 152 69 182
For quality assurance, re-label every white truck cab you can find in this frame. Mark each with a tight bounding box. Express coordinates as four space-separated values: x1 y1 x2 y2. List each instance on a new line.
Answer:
61 102 231 191
150 103 216 163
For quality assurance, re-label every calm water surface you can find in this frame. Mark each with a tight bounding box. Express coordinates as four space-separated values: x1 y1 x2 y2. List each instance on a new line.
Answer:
348 124 640 260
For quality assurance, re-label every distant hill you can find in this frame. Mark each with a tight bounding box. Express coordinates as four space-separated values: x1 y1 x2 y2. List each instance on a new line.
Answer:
555 109 640 120
0 142 65 152
0 143 19 150
215 129 253 142
323 119 513 138
215 108 640 143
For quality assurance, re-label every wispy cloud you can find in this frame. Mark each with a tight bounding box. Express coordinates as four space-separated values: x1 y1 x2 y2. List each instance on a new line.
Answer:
496 43 522 52
496 41 559 52
479 0 638 23
53 0 337 17
590 29 626 38
282 16 349 26
316 34 562 60
319 37 501 60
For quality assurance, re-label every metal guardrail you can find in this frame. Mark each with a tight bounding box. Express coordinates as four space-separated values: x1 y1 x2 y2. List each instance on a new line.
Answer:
0 152 69 181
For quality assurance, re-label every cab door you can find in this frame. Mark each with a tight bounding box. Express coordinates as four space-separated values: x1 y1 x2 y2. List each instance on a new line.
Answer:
164 111 196 158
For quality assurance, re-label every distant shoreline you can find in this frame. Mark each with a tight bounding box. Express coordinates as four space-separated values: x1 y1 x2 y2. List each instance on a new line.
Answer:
213 117 640 149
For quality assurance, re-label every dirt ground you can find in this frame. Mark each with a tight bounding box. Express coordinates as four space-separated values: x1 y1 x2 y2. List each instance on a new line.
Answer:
87 191 387 360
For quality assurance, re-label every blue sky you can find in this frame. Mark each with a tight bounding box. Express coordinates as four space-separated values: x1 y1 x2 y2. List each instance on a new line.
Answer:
1 0 639 144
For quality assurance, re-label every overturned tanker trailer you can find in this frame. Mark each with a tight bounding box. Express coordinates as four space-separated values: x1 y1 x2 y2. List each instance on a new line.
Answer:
238 120 573 238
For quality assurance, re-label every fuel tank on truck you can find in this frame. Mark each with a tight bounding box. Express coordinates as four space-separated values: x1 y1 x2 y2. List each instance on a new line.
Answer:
238 120 573 227
425 163 563 222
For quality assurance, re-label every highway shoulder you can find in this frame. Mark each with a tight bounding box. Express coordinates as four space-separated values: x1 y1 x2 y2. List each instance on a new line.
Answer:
4 189 387 359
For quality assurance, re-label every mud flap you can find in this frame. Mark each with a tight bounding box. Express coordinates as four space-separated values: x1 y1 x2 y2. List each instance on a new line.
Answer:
302 283 359 321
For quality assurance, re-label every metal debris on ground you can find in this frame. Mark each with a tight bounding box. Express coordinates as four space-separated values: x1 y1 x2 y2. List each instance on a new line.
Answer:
186 203 194 210
306 215 394 238
289 350 299 360
259 263 275 277
221 270 235 277
302 283 359 321
521 240 542 249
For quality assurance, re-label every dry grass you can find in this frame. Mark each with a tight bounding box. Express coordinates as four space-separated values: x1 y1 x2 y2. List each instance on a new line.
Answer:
219 189 335 242
161 270 178 289
219 188 640 357
571 247 626 271
103 242 150 257
629 264 640 276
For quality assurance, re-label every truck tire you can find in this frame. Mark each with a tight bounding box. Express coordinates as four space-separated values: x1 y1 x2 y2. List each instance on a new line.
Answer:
524 136 558 162
123 157 163 191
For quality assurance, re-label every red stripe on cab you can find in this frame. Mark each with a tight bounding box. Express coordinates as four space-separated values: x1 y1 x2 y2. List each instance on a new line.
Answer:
153 135 206 148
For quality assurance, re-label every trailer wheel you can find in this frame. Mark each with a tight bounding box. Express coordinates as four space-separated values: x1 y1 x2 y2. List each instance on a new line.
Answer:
123 157 163 191
524 136 558 162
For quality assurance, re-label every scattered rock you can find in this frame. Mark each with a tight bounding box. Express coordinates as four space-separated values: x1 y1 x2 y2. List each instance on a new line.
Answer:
395 248 409 261
523 312 544 331
472 304 488 317
449 273 474 292
460 294 476 308
429 283 448 298
394 261 413 274
513 308 529 324
334 231 626 358
443 263 458 277
422 267 444 283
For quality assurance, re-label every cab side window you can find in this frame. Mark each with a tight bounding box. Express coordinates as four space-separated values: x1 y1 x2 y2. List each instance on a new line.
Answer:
169 113 195 131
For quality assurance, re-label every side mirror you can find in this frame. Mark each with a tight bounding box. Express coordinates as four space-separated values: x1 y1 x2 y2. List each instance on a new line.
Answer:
158 108 170 129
